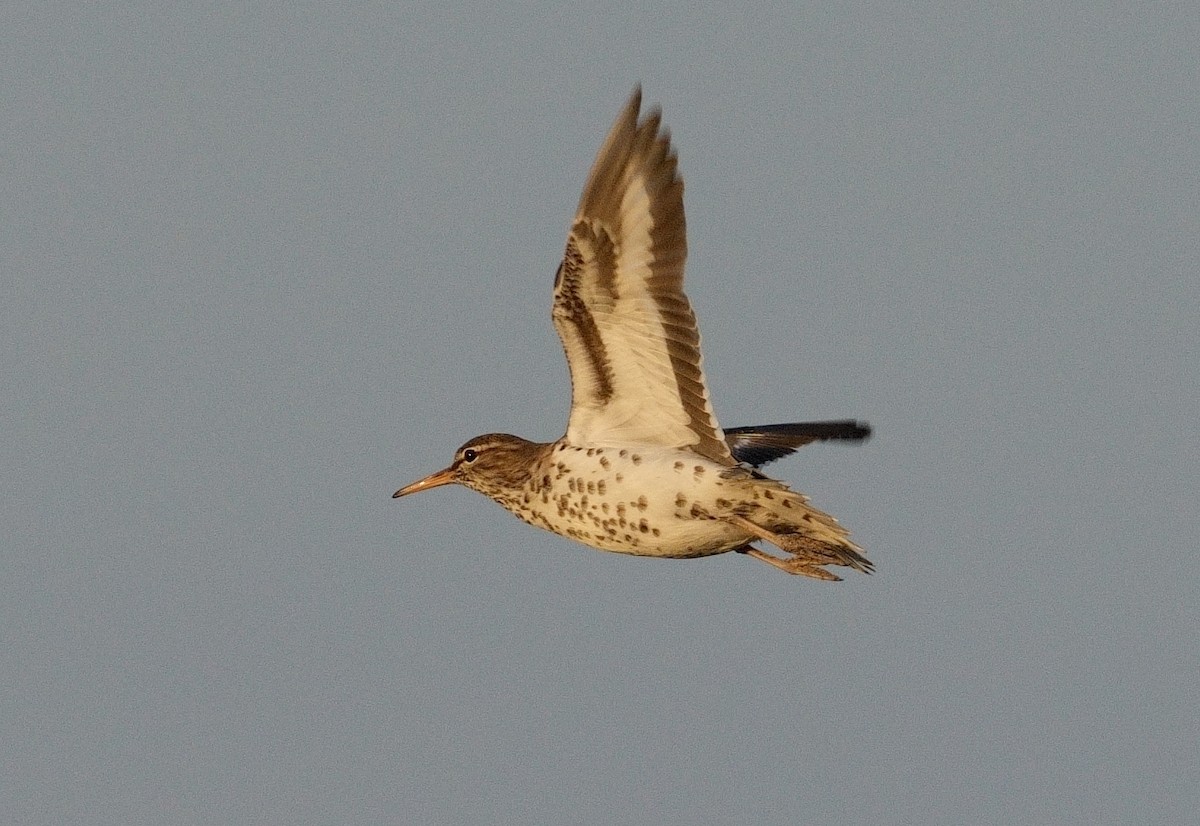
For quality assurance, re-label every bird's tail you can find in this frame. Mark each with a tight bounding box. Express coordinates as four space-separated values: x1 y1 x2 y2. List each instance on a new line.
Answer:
737 478 873 574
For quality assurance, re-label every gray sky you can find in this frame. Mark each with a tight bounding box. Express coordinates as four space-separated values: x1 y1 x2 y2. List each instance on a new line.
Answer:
5 3 1198 824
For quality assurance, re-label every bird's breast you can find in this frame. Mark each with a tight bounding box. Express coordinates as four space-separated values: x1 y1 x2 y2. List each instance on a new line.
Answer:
490 444 753 557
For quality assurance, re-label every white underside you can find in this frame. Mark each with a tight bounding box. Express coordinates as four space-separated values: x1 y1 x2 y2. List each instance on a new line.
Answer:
511 446 756 558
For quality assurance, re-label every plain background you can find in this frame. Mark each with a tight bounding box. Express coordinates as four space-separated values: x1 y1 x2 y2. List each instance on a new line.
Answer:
5 3 1198 824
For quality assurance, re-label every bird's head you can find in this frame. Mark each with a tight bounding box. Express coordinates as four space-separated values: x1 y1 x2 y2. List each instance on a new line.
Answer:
393 434 545 501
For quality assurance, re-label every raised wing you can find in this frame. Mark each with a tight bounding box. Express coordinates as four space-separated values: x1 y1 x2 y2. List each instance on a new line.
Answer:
724 420 872 468
552 87 733 465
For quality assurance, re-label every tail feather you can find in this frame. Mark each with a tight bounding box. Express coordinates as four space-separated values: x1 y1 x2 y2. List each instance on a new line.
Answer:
743 479 873 574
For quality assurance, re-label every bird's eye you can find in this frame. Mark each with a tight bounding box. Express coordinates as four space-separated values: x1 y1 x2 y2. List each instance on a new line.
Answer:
462 449 479 463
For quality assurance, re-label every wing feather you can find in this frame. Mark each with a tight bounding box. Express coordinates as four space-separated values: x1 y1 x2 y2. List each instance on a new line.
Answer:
551 87 732 465
724 420 872 468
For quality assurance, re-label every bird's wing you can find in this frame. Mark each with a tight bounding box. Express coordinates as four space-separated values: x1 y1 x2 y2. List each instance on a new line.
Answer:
552 87 732 465
724 420 872 468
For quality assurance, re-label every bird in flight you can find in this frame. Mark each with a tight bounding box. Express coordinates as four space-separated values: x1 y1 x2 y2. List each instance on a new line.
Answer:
395 88 872 580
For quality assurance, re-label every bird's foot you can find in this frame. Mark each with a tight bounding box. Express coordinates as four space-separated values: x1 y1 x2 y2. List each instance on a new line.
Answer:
725 513 863 580
734 545 843 581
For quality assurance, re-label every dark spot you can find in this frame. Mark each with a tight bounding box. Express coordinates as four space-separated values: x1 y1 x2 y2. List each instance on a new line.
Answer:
587 481 596 494
675 493 688 508
619 449 628 458
600 457 611 469
694 466 705 475
782 500 793 509
636 495 648 511
615 473 623 483
674 461 685 471
652 528 661 537
638 520 649 533
689 503 704 518
763 490 775 500
716 498 731 509
631 454 642 465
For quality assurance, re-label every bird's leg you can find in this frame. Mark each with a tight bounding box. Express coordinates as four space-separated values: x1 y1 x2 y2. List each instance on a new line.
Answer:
734 545 843 580
726 516 844 581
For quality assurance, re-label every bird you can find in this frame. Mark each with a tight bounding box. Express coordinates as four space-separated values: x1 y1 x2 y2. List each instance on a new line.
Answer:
394 87 873 580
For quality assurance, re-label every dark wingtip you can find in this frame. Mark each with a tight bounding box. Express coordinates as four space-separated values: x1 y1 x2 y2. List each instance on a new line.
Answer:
813 420 872 442
725 419 873 468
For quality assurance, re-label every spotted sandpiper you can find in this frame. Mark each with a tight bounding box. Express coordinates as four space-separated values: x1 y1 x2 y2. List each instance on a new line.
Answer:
394 88 873 580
